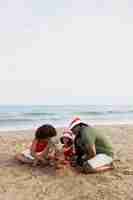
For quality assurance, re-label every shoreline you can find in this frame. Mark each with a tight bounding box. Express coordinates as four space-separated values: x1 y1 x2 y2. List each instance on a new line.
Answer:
0 122 133 135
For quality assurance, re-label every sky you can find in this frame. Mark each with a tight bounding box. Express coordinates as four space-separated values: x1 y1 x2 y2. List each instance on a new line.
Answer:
0 0 133 105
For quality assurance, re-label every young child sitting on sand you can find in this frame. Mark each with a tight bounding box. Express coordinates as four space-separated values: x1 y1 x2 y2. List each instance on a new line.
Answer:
15 124 57 166
59 128 75 165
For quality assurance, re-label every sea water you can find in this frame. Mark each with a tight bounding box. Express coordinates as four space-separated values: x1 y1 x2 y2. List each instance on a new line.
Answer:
0 105 133 131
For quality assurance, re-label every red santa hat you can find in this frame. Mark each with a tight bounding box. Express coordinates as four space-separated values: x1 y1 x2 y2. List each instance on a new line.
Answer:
69 117 87 130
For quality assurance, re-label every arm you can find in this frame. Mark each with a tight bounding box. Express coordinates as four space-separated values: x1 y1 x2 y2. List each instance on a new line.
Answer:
82 127 97 159
85 144 96 159
37 144 50 160
30 139 49 159
37 140 56 160
30 139 38 158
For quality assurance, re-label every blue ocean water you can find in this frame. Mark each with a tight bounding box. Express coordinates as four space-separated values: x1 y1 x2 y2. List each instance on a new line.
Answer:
0 105 133 131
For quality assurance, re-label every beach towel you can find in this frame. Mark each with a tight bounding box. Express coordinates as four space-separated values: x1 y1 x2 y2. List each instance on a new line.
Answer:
86 154 113 169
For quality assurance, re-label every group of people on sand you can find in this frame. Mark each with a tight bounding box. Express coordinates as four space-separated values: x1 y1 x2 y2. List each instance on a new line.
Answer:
15 117 114 174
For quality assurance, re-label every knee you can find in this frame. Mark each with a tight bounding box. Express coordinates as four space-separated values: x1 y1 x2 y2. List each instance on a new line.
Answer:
14 153 22 161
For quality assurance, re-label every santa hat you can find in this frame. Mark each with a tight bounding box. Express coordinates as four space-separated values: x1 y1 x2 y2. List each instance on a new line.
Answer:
69 117 87 130
60 128 74 144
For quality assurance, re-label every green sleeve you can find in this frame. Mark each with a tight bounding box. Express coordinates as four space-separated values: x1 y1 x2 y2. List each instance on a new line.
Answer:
82 128 96 146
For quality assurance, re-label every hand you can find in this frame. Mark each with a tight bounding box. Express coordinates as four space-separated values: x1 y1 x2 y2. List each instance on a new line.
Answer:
36 154 44 161
70 155 77 167
70 159 77 167
32 159 39 167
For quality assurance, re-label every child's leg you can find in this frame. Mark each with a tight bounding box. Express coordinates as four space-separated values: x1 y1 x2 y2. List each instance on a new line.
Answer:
82 162 114 173
82 154 114 173
15 153 34 164
94 164 114 172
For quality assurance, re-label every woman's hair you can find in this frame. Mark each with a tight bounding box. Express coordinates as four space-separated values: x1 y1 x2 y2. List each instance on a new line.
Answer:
71 123 88 132
71 123 89 137
78 123 89 128
35 124 57 139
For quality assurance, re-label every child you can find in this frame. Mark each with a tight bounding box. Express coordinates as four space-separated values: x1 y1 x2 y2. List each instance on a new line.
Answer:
15 124 57 166
60 128 75 165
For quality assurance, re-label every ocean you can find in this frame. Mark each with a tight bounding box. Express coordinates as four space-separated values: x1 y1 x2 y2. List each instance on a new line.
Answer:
0 105 133 131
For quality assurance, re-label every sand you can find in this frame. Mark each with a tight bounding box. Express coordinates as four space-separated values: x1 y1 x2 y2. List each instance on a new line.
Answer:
0 125 133 200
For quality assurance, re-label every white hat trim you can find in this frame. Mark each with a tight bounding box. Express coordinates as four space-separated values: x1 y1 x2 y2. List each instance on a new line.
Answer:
61 133 74 140
69 119 83 130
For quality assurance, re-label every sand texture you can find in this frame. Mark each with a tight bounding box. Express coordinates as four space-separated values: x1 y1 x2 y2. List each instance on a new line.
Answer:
0 126 133 200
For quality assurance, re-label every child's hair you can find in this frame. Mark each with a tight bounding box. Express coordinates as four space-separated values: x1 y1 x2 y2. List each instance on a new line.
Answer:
35 124 57 140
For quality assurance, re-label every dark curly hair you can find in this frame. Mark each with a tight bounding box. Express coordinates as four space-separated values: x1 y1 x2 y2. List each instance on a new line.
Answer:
35 124 57 139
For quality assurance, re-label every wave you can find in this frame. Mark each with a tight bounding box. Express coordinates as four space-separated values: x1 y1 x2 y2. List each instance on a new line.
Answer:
0 116 62 123
23 112 56 116
0 118 33 123
0 110 133 120
76 110 133 116
76 111 104 115
107 110 133 114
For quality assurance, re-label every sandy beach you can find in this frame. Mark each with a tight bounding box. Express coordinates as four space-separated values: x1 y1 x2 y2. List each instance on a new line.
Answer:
0 125 133 200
